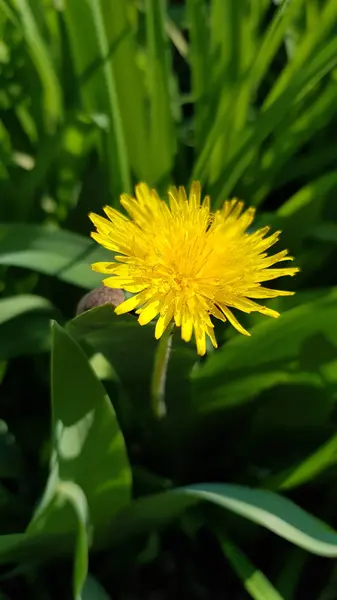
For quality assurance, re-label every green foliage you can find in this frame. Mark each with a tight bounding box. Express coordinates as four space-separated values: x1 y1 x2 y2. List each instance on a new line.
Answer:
1 0 337 598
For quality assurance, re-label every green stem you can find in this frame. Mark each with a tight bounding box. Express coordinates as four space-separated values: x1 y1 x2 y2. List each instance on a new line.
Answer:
151 323 174 419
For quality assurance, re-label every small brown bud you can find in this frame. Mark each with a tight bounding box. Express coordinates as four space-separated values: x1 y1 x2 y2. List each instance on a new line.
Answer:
76 287 125 315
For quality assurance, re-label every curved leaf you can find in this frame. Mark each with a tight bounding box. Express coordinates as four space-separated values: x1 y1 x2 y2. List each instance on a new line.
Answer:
110 482 337 557
0 224 110 288
0 294 53 326
81 575 111 600
0 294 56 359
67 305 196 417
28 322 131 546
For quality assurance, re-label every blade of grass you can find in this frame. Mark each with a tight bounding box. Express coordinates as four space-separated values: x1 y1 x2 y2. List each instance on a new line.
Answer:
63 0 131 200
247 81 337 204
218 535 284 600
203 0 306 160
11 0 63 133
265 0 337 107
88 0 131 196
264 431 337 492
186 0 210 153
276 548 307 600
210 40 337 205
101 0 152 182
207 0 242 181
145 0 176 187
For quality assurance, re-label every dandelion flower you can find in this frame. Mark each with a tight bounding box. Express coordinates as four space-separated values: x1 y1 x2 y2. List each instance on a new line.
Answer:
89 182 299 356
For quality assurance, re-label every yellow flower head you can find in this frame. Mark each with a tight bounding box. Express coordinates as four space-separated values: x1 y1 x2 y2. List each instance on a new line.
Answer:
89 182 299 356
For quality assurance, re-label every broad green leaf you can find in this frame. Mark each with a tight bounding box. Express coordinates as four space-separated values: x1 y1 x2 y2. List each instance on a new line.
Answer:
0 294 53 325
0 531 69 566
192 288 337 412
0 295 56 359
110 482 337 556
67 305 196 419
0 224 109 288
67 305 158 404
81 574 111 600
29 322 131 546
217 535 284 600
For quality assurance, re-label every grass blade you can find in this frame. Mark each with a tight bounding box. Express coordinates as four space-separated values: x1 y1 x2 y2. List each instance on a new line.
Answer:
101 1 152 182
186 0 210 152
63 0 131 199
218 535 284 600
145 0 176 186
11 0 63 132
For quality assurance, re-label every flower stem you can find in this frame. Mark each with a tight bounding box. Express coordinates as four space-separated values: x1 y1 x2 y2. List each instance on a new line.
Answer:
151 324 174 419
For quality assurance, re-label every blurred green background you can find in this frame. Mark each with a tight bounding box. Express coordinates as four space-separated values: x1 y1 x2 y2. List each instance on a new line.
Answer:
1 0 337 598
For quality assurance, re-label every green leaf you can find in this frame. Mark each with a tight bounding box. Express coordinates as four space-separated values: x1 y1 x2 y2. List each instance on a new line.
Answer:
265 431 337 492
63 0 131 198
57 481 89 600
265 0 337 108
276 171 337 252
101 1 151 182
145 0 176 184
11 0 62 132
276 548 307 600
0 224 110 288
0 420 21 480
186 0 210 152
67 305 196 419
217 535 284 600
0 294 53 326
192 288 337 412
29 322 131 546
0 295 56 359
67 305 157 402
81 574 111 600
110 483 337 557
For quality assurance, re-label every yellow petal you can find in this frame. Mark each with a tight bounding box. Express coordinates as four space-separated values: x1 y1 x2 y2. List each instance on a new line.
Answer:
189 181 201 208
138 301 161 325
103 205 128 224
89 213 112 235
205 325 218 348
103 276 138 289
255 267 299 282
195 323 206 356
115 292 144 314
91 262 117 274
220 305 251 336
155 305 174 339
90 232 120 252
181 314 193 342
248 287 295 299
